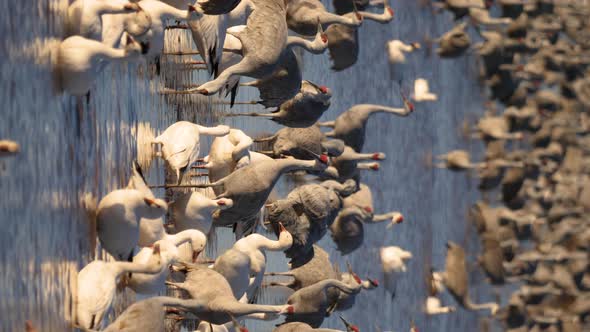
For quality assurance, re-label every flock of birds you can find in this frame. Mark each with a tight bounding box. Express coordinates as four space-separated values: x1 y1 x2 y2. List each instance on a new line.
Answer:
2 0 590 331
428 0 590 331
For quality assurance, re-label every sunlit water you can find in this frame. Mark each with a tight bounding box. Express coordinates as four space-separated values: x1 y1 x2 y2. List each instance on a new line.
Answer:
0 1 501 331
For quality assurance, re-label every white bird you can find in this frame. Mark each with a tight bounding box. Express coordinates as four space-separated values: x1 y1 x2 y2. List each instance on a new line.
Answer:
197 129 255 184
412 78 438 102
193 130 276 219
379 246 412 297
232 223 294 301
424 296 456 315
56 35 146 96
101 7 153 48
96 189 167 261
213 248 253 301
380 246 411 272
125 0 204 57
66 0 140 40
386 40 420 64
152 121 230 184
127 240 180 294
76 245 162 330
171 191 234 235
127 160 208 259
0 140 20 157
96 161 167 261
137 218 207 258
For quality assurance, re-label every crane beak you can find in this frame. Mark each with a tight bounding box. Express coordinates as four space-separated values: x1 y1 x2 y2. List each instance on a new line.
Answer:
280 305 295 314
339 315 355 330
278 222 287 233
352 1 362 21
227 312 240 329
368 278 379 287
316 19 324 35
192 250 200 263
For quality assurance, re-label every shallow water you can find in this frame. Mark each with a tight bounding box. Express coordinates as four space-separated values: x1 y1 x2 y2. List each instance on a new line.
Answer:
1 1 500 331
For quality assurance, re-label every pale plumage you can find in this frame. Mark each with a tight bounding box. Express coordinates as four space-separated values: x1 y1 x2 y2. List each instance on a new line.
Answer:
127 240 179 294
412 78 438 102
387 40 420 64
153 121 230 184
232 224 294 300
137 219 207 258
379 246 412 297
198 129 255 186
101 7 153 48
96 186 167 261
132 0 204 57
424 296 455 315
76 246 162 329
56 35 145 96
0 140 20 157
171 191 233 234
213 248 252 300
66 0 140 40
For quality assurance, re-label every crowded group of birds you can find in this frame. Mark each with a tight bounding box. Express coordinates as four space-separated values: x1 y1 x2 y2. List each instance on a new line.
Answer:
430 0 590 331
2 0 590 331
